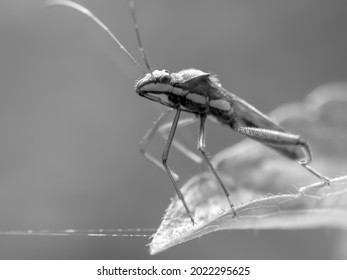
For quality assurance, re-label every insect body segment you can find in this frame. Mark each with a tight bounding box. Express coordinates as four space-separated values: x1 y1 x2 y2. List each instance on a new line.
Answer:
136 69 235 117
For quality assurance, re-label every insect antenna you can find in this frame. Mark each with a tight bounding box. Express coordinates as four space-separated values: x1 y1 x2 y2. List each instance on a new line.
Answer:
46 0 146 74
129 1 154 77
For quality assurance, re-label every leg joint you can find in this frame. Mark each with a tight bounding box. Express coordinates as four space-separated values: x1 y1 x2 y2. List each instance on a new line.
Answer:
162 157 168 164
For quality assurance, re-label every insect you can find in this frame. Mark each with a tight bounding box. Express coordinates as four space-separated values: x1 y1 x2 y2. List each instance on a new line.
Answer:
47 0 331 224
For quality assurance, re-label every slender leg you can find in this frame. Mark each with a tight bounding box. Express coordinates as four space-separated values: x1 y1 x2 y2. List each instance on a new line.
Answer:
140 111 201 181
139 108 180 180
158 116 202 164
197 114 235 211
162 108 195 224
296 141 331 185
238 127 331 185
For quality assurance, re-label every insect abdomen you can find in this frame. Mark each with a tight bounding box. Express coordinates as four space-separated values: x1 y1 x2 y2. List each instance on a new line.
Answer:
210 92 305 161
233 98 305 160
208 97 235 123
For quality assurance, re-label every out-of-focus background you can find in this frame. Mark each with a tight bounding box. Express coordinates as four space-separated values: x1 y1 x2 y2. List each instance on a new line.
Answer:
0 0 346 259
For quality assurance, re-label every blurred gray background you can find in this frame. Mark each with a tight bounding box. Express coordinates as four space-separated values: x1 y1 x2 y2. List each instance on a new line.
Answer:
0 0 346 259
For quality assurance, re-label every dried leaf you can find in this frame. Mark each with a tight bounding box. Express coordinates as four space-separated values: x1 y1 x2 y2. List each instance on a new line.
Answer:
149 83 347 255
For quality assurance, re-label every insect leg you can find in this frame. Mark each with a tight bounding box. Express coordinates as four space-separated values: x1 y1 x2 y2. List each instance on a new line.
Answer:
238 127 331 185
162 108 195 224
296 141 331 185
139 108 179 181
140 111 201 181
158 116 203 164
197 114 235 211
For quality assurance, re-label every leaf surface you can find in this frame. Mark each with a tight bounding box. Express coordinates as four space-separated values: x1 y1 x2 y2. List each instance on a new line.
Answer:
149 84 347 255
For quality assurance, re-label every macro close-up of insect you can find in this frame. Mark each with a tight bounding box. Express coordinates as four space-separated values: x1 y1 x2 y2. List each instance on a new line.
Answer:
0 0 347 260
45 0 331 225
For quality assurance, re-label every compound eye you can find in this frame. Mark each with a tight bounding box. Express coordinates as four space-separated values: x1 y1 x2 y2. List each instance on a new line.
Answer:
160 74 171 84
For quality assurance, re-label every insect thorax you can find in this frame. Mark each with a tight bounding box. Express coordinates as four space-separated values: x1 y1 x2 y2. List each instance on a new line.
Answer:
135 69 235 121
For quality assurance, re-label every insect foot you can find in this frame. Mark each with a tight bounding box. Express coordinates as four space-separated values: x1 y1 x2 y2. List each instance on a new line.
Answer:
231 205 237 219
299 162 331 186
